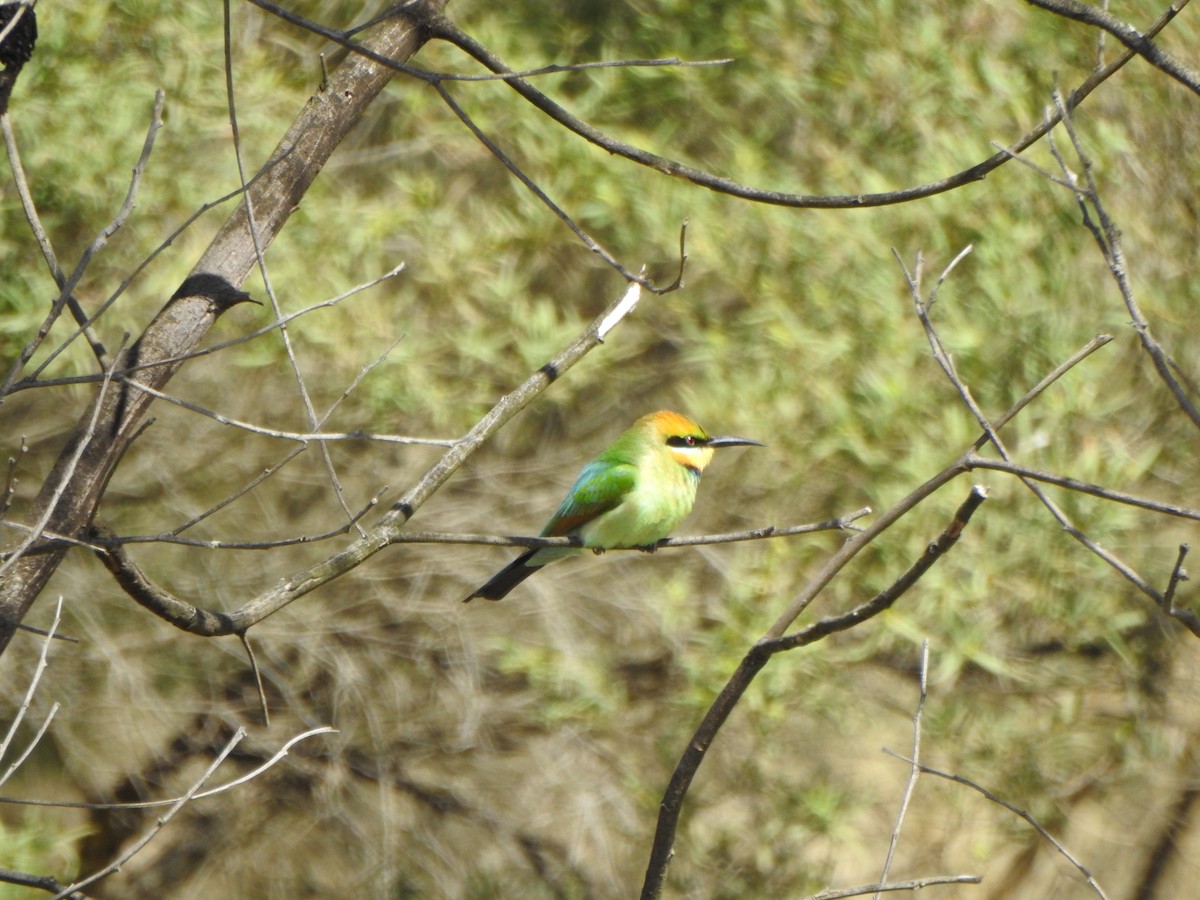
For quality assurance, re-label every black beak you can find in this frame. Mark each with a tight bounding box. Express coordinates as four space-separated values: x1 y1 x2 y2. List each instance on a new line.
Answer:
706 435 765 449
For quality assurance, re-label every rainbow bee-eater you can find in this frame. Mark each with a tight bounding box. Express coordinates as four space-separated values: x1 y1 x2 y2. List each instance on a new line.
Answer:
465 410 762 602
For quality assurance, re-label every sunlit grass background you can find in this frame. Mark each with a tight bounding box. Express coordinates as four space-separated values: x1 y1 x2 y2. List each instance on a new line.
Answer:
2 0 1199 896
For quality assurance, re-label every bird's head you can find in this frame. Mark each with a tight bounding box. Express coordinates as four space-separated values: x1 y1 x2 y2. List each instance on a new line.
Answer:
641 410 764 475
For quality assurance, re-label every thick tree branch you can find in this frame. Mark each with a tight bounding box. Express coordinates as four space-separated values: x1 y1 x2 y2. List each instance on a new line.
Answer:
0 2 446 655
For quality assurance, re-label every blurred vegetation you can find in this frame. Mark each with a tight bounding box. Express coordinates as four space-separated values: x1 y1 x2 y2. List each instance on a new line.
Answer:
2 0 1200 897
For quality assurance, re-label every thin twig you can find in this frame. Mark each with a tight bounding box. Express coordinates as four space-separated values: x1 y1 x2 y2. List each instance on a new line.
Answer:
106 379 453 447
1043 89 1200 428
875 640 929 897
882 752 1109 899
98 509 868 553
0 868 89 900
1157 545 1200 635
963 455 1200 522
426 3 1184 209
1 92 163 399
807 874 982 900
0 597 61 778
0 727 336 810
223 1 361 533
641 488 989 898
52 728 247 899
239 634 270 726
438 55 733 81
0 114 109 368
0 436 26 517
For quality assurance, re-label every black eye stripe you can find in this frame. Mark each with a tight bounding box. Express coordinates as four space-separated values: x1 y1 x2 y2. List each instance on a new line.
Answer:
667 435 705 447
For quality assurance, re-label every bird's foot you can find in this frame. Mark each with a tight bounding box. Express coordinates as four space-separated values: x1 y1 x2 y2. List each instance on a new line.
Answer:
635 543 659 554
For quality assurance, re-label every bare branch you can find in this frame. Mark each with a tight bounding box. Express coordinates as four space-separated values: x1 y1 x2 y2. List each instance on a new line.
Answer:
0 727 335 811
433 55 734 82
1024 0 1199 96
875 640 929 896
110 379 453 447
239 634 270 726
1156 545 1200 636
0 868 89 900
1040 89 1200 429
0 435 25 517
0 351 122 582
0 91 163 399
0 114 108 367
427 4 1185 209
51 728 248 899
0 3 444 652
963 454 1200 523
641 487 989 899
101 510 863 554
807 874 982 900
0 598 62 785
882 752 1110 899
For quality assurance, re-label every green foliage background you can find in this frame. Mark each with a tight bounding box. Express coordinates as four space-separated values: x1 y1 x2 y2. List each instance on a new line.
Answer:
2 1 1199 897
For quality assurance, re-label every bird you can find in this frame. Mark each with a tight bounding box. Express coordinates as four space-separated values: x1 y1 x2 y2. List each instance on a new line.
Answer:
464 410 762 602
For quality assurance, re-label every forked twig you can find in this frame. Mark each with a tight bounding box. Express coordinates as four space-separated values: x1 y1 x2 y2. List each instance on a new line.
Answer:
1 93 163 399
882 751 1109 899
0 598 62 786
642 487 989 898
0 727 335 811
52 728 248 899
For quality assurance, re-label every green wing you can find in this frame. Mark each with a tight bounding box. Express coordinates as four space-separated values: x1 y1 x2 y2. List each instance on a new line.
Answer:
541 459 636 537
